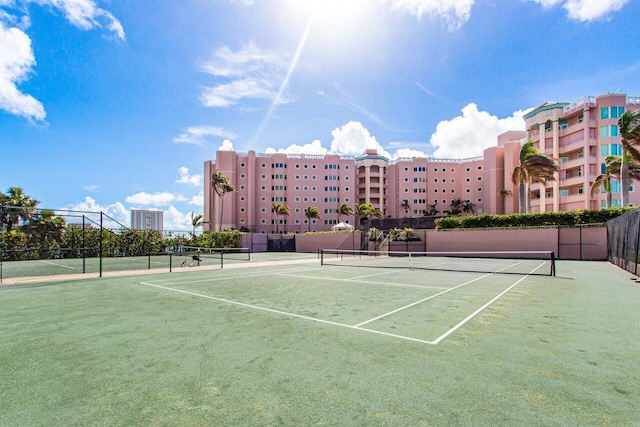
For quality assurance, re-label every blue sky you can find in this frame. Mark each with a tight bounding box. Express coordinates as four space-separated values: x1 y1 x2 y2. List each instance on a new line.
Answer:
1 0 639 230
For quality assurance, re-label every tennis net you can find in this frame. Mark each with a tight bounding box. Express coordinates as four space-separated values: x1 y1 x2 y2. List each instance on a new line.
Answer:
175 246 251 269
320 249 556 276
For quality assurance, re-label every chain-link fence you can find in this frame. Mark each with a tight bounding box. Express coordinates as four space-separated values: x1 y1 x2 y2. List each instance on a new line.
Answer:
0 207 193 285
607 207 640 275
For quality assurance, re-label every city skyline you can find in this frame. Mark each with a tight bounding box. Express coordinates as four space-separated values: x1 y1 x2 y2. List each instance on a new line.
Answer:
1 0 639 230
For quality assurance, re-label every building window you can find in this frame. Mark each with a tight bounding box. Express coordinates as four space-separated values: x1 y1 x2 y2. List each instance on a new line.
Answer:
466 189 470 193
600 107 609 120
240 185 245 190
600 126 610 138
240 208 245 213
611 125 619 137
261 208 266 213
261 219 266 224
477 166 482 170
261 174 266 179
240 173 245 179
466 178 470 182
477 187 482 192
261 163 266 168
477 198 482 203
261 186 266 191
466 167 470 172
345 165 349 170
612 106 625 118
559 188 568 197
578 113 584 123
477 177 482 181
240 196 245 201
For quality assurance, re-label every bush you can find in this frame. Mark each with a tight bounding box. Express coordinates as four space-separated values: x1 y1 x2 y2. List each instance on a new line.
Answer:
435 207 635 230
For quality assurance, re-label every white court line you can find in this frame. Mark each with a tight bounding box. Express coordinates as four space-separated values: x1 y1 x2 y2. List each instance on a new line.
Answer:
354 258 531 329
353 273 493 328
139 281 434 345
347 269 401 281
40 260 75 270
276 273 450 291
149 266 326 286
431 262 546 345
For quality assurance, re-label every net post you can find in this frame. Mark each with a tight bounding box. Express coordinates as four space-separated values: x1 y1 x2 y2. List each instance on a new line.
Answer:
221 251 224 269
148 253 151 270
320 249 324 266
551 252 556 277
169 253 172 273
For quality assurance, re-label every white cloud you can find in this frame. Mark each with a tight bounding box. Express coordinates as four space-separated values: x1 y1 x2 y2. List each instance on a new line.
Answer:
429 103 527 158
173 125 237 147
200 41 291 108
0 0 123 121
528 0 630 21
380 0 475 30
30 0 125 39
330 121 390 158
395 148 429 158
188 190 204 207
218 139 234 151
125 192 186 207
265 139 328 155
63 196 129 228
0 21 46 121
175 167 203 187
163 205 193 231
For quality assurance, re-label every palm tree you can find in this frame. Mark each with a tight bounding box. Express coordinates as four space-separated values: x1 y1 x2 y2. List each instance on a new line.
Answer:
425 202 439 216
337 203 353 224
191 213 203 235
210 171 235 231
617 110 640 206
354 202 371 230
1 187 39 232
401 199 410 216
304 206 320 232
591 156 640 208
462 199 476 215
591 156 620 209
511 140 559 213
444 198 464 216
271 202 290 234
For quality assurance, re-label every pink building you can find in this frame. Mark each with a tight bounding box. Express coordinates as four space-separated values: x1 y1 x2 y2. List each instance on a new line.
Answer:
204 93 640 232
525 93 640 212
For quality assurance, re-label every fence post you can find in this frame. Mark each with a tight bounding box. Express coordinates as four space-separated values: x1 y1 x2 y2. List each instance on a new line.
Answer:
99 211 103 278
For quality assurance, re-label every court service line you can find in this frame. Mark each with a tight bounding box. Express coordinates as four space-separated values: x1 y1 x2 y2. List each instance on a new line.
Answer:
353 273 494 328
431 261 546 345
139 281 434 345
276 272 450 291
39 260 76 269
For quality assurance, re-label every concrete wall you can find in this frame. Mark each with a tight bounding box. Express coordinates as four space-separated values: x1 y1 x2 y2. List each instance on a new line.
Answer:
276 226 607 260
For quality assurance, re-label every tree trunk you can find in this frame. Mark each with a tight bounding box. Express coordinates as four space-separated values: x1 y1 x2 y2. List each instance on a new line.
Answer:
519 182 526 213
621 158 630 207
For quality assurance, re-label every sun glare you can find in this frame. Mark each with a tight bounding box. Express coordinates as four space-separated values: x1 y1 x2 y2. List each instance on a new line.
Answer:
283 0 381 59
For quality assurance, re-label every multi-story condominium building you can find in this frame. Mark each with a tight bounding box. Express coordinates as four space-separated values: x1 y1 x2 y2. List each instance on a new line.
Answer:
525 93 640 212
131 209 163 232
203 93 639 233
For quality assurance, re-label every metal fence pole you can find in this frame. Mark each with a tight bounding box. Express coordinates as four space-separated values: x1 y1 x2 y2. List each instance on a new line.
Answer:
99 211 103 278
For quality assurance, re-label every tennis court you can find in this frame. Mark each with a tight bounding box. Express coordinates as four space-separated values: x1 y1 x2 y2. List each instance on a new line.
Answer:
1 253 638 425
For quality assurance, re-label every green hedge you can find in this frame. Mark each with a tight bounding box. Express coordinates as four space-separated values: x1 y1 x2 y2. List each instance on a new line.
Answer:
435 207 636 230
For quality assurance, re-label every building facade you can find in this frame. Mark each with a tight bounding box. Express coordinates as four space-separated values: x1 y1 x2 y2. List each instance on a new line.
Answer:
525 93 640 212
130 209 163 232
203 93 640 233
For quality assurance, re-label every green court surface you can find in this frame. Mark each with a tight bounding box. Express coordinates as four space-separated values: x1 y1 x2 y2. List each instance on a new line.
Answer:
1 255 638 425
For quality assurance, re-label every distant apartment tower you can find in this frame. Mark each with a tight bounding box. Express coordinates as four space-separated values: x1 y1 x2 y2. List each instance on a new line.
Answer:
131 209 163 232
203 93 640 232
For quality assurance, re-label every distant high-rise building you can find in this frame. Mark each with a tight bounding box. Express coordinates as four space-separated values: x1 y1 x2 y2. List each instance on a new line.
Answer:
131 209 163 232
